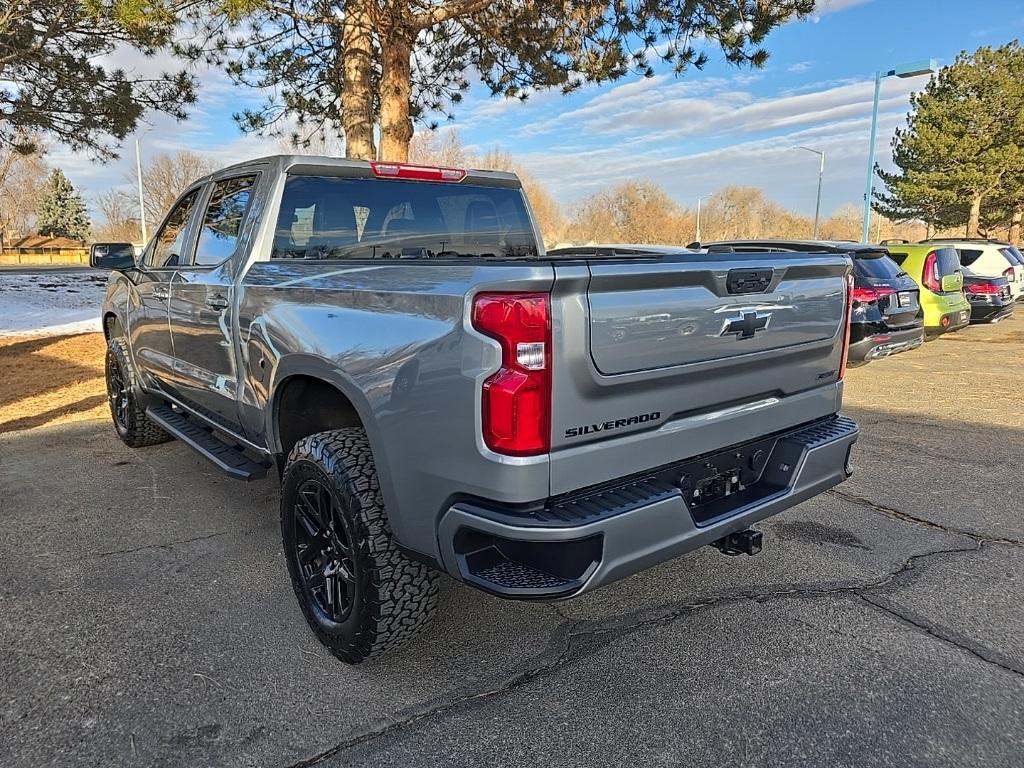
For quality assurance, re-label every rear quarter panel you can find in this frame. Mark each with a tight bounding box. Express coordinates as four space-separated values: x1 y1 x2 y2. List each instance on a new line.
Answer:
236 261 554 557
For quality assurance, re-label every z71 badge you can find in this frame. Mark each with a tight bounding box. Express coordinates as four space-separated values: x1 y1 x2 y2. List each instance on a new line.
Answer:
565 411 661 439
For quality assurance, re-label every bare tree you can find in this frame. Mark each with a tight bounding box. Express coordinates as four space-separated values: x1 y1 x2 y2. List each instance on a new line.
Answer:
0 140 49 244
128 151 216 223
566 181 693 245
94 189 140 243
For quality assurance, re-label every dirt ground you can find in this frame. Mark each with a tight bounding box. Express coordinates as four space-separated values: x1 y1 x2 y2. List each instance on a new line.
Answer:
0 332 107 433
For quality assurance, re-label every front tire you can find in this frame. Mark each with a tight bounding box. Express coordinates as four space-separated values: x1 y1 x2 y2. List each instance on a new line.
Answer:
281 428 439 663
105 338 171 448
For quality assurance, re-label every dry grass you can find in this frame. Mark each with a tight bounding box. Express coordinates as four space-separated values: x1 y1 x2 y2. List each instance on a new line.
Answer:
0 333 107 433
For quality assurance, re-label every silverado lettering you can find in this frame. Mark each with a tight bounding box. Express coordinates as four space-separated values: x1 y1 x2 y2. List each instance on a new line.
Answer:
565 411 662 438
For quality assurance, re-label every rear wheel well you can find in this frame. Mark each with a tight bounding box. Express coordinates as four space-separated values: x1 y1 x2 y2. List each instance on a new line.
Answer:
274 375 363 458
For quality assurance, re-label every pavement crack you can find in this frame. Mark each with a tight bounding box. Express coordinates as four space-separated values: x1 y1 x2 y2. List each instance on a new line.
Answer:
860 593 1024 680
828 489 1024 547
292 541 984 764
286 617 580 767
75 526 261 560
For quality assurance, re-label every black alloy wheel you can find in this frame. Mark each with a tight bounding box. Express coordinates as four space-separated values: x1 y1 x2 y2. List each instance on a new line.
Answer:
292 477 359 624
106 350 131 432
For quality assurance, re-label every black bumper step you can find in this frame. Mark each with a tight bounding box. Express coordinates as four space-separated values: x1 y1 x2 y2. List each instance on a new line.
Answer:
146 405 269 482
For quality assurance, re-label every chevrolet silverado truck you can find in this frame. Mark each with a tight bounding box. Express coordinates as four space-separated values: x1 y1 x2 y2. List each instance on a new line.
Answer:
91 156 859 663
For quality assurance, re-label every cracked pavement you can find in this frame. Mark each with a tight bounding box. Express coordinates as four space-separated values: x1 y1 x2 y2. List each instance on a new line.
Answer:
1 314 1023 767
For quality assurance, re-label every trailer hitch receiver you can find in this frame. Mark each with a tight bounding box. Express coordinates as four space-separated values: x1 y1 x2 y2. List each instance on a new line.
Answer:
711 528 763 557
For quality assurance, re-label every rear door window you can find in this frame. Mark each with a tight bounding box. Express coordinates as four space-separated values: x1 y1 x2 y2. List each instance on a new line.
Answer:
271 175 538 260
956 248 984 267
193 175 258 266
887 252 908 266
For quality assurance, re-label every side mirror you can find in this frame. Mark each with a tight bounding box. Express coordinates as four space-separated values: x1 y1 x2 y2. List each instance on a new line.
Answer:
941 272 963 293
90 242 136 271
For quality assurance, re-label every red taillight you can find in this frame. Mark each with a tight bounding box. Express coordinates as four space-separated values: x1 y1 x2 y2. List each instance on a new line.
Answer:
966 282 1001 295
370 161 466 183
472 292 551 456
839 273 853 380
922 251 942 292
851 285 896 303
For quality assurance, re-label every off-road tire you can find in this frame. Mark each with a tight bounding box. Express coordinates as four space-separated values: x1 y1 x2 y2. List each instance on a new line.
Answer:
105 337 172 448
281 428 439 663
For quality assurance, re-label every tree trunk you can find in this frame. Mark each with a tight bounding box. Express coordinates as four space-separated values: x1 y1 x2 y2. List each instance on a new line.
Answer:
341 1 376 160
379 29 414 162
1009 207 1022 245
966 193 982 237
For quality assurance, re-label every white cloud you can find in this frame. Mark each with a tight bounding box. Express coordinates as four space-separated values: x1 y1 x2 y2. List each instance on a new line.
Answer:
811 0 873 20
509 107 910 217
787 61 814 73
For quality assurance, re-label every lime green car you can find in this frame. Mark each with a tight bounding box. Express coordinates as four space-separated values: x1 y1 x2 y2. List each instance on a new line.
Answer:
885 244 970 334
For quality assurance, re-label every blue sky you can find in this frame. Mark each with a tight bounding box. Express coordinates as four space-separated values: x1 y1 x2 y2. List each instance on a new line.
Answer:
57 0 1024 218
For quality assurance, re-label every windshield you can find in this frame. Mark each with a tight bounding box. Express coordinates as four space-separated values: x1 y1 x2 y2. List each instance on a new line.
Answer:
271 175 539 260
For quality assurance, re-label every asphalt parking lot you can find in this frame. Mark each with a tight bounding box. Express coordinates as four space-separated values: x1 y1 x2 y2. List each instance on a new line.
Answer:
2 315 1022 767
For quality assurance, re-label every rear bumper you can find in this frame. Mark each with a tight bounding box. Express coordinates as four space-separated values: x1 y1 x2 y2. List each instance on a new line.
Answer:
968 299 1014 323
927 308 971 335
847 326 924 362
437 415 858 600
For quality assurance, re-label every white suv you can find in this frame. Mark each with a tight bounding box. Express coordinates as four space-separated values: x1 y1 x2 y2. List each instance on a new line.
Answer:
924 239 1024 301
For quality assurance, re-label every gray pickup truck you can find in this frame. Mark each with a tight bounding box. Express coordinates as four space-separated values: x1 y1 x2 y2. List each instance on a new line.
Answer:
92 156 858 663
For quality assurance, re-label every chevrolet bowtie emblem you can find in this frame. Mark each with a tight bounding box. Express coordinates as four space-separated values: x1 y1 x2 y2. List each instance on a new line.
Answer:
721 311 771 339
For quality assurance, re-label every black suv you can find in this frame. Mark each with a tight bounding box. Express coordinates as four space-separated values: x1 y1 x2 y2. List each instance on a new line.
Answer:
697 240 925 366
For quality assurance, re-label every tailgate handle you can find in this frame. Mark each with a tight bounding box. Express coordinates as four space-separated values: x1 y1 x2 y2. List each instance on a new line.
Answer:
727 268 774 294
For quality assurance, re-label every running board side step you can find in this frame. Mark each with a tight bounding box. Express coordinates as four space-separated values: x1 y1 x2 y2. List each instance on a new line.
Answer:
146 404 270 481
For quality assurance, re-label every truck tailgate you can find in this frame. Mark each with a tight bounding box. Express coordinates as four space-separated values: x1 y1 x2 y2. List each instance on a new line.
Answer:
548 252 851 495
587 258 845 373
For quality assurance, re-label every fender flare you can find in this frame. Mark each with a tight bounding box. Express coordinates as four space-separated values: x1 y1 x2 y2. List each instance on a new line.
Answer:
265 354 405 539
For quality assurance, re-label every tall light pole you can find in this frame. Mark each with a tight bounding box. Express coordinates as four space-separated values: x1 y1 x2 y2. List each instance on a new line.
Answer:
862 59 937 243
695 195 708 243
135 125 152 246
795 146 825 240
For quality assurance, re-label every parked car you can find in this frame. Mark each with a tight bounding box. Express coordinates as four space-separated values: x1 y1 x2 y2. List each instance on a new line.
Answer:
881 244 971 336
923 238 1024 301
90 156 859 663
962 274 1015 323
695 240 924 365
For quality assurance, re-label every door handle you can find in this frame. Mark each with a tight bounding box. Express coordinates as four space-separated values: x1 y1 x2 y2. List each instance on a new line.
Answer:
206 295 230 311
153 288 170 300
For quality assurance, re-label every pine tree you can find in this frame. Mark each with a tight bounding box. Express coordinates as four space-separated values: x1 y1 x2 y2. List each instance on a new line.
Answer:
36 169 90 240
0 1 196 159
187 1 813 161
875 42 1024 236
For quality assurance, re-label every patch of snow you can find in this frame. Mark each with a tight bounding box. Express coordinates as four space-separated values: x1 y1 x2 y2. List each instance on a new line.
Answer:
0 272 108 336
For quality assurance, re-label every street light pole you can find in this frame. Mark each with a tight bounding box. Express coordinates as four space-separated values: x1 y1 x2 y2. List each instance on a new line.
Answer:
695 195 707 243
135 135 148 246
796 146 825 240
861 71 883 244
861 59 938 243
